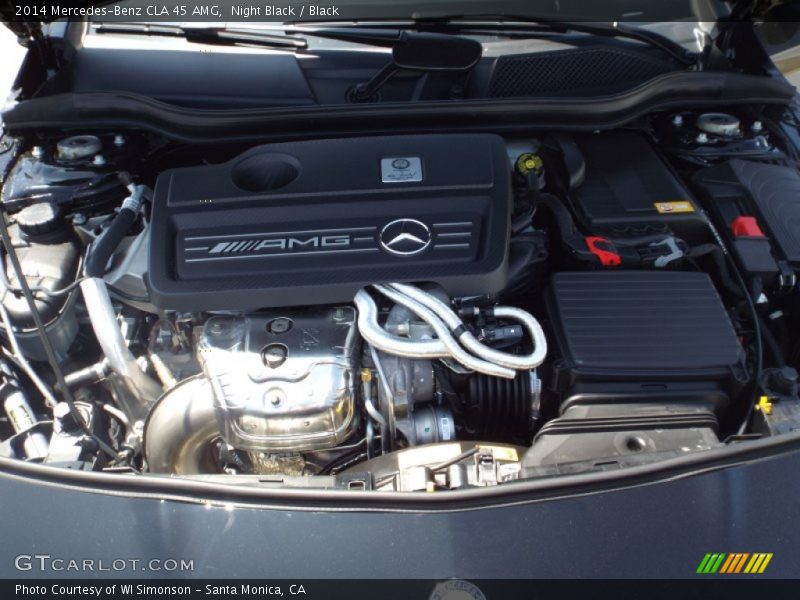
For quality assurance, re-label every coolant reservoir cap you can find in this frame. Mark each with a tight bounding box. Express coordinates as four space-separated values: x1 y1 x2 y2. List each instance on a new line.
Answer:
16 200 65 240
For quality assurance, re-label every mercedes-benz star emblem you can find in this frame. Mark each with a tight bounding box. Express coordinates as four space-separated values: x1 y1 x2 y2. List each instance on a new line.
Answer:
379 219 432 256
391 158 411 170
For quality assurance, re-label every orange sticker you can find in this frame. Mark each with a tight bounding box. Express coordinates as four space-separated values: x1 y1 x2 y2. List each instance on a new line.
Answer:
654 201 695 214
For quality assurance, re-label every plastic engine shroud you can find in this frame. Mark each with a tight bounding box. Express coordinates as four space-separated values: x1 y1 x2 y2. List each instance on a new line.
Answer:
148 134 512 311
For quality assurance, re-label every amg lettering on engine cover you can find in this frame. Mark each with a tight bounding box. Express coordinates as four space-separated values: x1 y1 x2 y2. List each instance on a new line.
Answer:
207 235 351 256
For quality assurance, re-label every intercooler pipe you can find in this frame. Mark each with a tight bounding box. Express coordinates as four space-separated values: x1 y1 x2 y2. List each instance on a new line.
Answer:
143 376 220 474
354 288 516 379
373 284 518 378
354 289 455 359
79 278 162 417
388 282 548 370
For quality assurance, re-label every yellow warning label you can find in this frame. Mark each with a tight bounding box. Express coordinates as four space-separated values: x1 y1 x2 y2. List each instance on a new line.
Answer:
478 446 519 462
654 201 695 214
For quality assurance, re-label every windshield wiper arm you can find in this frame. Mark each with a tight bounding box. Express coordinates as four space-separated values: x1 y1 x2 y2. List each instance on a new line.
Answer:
93 23 308 50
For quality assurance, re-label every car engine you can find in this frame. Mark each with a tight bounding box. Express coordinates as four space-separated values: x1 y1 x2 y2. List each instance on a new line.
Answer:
149 134 510 310
1 113 799 491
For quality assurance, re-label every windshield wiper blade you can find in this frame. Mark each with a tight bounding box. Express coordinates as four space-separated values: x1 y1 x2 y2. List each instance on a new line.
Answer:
290 15 697 66
93 23 308 50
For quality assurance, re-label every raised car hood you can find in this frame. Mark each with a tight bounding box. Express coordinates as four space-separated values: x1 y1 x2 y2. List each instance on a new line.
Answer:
0 0 762 34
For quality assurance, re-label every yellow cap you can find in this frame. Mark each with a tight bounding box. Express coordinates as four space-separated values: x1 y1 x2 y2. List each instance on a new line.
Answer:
516 153 543 175
756 396 773 415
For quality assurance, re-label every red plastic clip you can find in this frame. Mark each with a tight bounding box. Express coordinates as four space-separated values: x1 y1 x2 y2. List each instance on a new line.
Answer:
585 236 622 267
731 216 765 238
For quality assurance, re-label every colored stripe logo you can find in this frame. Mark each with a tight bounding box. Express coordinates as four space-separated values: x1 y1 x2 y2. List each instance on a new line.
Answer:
696 553 773 574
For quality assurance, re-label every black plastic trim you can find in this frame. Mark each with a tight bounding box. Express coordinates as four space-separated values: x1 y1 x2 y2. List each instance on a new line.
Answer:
1 71 794 143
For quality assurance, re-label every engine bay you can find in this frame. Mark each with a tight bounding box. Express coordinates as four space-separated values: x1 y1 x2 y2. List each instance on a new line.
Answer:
1 108 800 492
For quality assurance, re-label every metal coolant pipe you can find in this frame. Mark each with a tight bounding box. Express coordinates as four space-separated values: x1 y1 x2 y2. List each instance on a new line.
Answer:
80 278 162 417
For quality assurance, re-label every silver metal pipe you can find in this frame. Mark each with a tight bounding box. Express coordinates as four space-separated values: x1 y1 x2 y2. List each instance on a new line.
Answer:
369 345 396 452
63 360 111 389
363 388 387 431
492 306 548 367
356 288 515 378
361 370 388 434
369 345 394 406
101 403 130 428
389 282 548 370
80 278 162 418
354 289 450 359
144 376 221 474
373 284 516 378
148 351 178 390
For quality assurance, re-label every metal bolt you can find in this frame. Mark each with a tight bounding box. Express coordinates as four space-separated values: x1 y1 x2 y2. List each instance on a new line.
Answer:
207 320 229 338
93 154 106 166
752 120 763 133
31 146 44 159
265 389 286 407
72 213 87 226
696 132 709 144
267 318 292 334
672 114 684 127
113 135 126 147
262 344 288 368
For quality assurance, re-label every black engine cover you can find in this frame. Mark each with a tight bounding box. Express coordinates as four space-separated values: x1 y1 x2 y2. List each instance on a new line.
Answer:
148 135 511 311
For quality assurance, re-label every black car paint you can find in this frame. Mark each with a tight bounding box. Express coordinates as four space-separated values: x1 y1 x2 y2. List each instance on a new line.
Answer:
0 4 798 584
1 437 800 578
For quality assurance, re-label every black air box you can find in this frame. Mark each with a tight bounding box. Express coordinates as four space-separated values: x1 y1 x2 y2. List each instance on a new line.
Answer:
546 271 746 415
148 135 511 311
568 132 707 241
